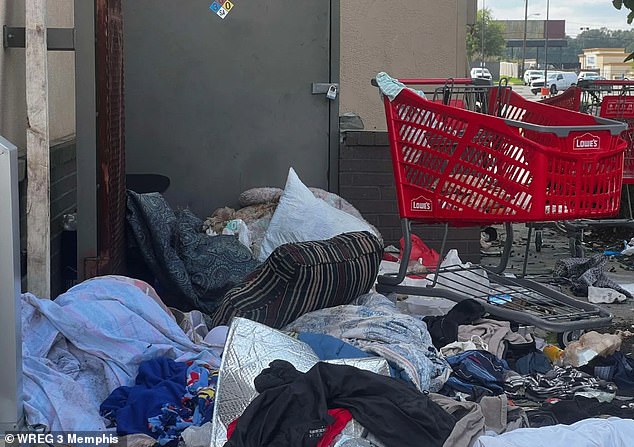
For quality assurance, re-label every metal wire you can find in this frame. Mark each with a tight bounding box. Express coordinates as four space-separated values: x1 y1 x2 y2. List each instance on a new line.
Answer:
427 83 513 117
431 264 604 321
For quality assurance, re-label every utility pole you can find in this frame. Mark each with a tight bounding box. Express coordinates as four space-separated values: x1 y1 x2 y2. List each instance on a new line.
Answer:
481 0 485 67
522 0 528 78
544 0 550 86
25 0 51 298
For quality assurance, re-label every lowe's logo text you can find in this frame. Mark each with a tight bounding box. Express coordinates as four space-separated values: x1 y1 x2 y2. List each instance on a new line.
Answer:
573 133 600 149
411 196 432 212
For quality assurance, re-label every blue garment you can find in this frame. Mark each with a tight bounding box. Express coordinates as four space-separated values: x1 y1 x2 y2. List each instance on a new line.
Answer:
516 352 552 375
298 333 371 360
101 358 219 445
444 350 510 397
375 72 426 102
604 352 634 395
100 358 188 438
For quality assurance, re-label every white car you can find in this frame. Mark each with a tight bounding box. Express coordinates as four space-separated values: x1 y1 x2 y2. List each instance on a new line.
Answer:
470 67 492 80
578 71 601 82
530 71 577 95
523 69 544 85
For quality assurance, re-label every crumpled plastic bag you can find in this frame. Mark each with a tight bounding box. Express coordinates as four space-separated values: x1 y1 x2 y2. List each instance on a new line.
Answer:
111 434 157 447
622 238 634 256
564 331 623 367
181 422 213 447
431 249 492 297
399 234 440 268
588 286 627 304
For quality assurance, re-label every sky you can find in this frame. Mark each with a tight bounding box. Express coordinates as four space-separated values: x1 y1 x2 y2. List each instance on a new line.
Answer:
484 0 633 37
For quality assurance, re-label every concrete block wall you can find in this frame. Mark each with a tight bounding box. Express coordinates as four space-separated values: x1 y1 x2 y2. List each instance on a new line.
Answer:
18 138 77 297
339 130 481 263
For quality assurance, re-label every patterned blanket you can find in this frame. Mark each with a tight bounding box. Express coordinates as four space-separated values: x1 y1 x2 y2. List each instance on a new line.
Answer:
284 292 451 392
126 191 260 313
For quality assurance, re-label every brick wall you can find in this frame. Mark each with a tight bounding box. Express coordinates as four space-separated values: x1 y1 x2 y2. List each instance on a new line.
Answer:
339 130 481 263
18 137 77 297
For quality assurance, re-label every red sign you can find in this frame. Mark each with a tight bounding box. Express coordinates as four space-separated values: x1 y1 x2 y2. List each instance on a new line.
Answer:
573 133 600 150
411 195 432 212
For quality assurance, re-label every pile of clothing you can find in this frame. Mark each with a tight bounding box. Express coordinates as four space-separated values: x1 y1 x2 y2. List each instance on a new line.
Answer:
22 275 634 447
206 294 634 447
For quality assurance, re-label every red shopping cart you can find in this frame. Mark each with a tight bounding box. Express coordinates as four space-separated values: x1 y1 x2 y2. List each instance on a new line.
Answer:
373 76 627 342
542 80 634 183
539 80 634 256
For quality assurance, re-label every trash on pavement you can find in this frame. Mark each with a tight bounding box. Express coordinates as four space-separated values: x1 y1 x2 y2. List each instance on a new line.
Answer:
587 286 628 304
563 331 623 367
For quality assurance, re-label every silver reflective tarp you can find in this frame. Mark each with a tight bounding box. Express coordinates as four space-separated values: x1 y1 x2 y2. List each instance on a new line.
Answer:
209 318 390 447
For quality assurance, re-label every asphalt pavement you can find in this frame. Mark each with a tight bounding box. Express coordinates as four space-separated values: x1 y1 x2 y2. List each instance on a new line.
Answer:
511 84 542 101
481 223 634 351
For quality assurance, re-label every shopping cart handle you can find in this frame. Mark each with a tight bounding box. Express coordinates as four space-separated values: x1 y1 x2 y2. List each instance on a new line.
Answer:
504 117 627 137
370 77 475 87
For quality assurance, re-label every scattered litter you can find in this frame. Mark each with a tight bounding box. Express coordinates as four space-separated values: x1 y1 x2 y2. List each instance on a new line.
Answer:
488 294 512 305
481 227 498 251
401 295 456 317
622 237 634 256
587 286 628 304
431 249 492 297
205 218 252 250
378 260 429 286
553 254 633 299
181 422 213 447
574 390 616 403
543 345 565 367
615 330 634 338
399 234 440 268
563 331 623 367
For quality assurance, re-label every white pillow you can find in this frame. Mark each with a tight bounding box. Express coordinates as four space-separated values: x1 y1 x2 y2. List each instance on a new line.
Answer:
258 168 378 261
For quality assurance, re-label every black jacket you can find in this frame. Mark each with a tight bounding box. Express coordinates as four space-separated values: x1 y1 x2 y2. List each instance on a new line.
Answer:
225 360 456 447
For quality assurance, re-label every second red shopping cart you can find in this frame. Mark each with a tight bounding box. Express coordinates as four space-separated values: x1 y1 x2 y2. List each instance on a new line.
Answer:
373 75 627 341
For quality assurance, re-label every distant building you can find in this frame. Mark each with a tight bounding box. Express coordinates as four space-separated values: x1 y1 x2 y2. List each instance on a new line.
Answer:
579 48 634 79
495 20 567 75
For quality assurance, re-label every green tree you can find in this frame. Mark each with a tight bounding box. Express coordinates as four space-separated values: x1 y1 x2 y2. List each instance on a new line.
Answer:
612 0 634 60
467 9 506 63
554 28 634 66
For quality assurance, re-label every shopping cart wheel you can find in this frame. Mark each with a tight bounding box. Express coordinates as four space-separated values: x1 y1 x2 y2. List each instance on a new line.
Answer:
535 230 543 252
557 329 585 348
569 237 585 258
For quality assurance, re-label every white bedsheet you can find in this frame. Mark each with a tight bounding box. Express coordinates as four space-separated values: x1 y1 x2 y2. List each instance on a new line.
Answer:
473 417 634 447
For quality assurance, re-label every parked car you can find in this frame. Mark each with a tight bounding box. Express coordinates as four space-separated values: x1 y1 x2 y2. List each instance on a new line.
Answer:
523 69 544 85
470 67 492 80
530 71 577 95
577 71 601 82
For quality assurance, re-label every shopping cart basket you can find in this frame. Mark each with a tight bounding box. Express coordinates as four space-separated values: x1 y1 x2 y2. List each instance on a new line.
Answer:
373 76 627 340
542 80 634 183
539 80 634 256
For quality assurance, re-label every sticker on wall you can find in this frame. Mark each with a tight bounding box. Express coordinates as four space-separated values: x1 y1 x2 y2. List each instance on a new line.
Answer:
210 0 234 19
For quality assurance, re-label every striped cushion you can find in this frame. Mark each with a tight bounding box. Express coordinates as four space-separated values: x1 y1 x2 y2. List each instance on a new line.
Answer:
211 231 383 329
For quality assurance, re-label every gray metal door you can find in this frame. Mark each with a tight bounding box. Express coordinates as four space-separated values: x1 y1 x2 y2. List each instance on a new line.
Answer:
123 0 338 216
